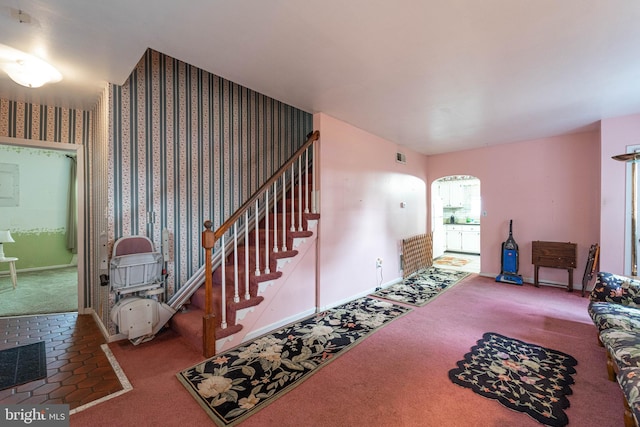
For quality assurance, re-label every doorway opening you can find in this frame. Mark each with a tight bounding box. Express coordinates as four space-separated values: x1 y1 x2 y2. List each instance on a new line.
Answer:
618 145 640 277
0 137 85 316
431 175 481 274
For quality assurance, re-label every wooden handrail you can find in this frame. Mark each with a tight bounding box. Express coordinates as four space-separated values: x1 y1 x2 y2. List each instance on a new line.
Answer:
214 130 319 241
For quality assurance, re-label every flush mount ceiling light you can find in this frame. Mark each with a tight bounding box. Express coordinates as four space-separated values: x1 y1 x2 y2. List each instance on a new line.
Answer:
0 43 62 88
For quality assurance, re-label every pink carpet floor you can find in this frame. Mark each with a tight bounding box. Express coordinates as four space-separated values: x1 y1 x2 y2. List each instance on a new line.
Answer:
70 274 623 426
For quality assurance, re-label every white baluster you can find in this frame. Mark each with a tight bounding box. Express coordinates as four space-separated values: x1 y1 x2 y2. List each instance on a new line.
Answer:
220 233 227 329
255 200 261 276
244 211 250 300
312 141 317 214
273 181 278 253
298 157 303 231
264 189 270 274
233 223 239 303
282 175 287 251
304 147 309 214
290 166 295 232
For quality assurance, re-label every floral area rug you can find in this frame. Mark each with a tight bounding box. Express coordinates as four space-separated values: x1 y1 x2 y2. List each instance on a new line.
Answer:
448 332 578 427
371 266 470 306
177 297 411 426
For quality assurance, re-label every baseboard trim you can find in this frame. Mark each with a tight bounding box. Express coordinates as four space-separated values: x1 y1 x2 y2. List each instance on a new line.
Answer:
316 276 403 312
88 308 127 342
244 276 404 343
0 263 77 276
479 272 585 290
242 307 317 342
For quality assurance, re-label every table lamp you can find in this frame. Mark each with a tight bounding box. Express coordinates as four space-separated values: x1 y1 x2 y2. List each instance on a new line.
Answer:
0 230 15 259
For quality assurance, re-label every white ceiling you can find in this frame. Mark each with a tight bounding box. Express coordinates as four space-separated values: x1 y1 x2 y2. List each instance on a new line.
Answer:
1 0 639 155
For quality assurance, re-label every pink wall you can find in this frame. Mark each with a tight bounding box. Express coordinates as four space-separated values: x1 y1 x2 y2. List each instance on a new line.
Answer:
314 113 428 308
600 114 640 274
220 237 318 351
312 109 638 301
427 131 601 288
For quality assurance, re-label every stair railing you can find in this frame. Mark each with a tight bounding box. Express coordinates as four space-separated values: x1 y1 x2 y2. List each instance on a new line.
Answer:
167 209 258 310
202 130 319 357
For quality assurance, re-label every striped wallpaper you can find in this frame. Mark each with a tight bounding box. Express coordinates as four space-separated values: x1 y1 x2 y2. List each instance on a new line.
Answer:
0 48 313 336
109 49 313 298
90 85 111 326
0 97 94 317
0 100 91 144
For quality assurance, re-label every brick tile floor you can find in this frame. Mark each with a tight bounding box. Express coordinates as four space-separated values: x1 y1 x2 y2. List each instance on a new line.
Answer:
0 313 123 409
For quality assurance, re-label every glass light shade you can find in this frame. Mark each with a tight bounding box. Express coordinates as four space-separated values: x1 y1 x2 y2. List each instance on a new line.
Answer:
0 230 14 243
0 43 62 88
3 57 62 88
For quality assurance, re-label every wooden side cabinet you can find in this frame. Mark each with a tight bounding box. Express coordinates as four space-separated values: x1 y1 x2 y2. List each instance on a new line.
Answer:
531 241 577 291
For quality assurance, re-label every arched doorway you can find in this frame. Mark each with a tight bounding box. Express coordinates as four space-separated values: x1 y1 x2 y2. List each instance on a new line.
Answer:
431 175 481 273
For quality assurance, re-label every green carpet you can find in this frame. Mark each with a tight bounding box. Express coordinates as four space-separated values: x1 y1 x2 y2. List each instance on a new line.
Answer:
177 296 411 426
0 267 77 317
449 332 578 427
371 266 470 306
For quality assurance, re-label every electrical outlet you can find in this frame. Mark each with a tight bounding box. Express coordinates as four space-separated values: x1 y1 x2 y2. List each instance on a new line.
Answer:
376 257 383 268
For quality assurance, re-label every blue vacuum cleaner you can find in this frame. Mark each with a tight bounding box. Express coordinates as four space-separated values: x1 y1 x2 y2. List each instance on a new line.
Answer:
496 220 524 285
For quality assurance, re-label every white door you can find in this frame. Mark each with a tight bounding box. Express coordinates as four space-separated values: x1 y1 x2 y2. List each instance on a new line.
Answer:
432 188 446 258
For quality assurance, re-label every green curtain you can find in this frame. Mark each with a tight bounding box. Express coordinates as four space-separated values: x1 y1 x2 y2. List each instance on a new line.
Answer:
66 156 77 253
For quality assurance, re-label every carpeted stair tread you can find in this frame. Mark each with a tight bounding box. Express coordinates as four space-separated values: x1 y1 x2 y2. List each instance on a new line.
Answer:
171 291 264 348
233 295 265 310
263 213 315 233
171 309 243 350
249 270 283 283
289 230 313 238
249 229 311 248
190 286 264 313
213 266 283 287
279 200 315 214
272 249 299 259
231 246 299 261
227 246 298 270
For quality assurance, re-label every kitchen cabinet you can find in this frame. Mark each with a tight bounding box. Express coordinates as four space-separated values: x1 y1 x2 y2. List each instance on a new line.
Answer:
439 182 464 207
461 228 481 253
449 183 464 207
445 225 480 254
446 226 463 251
438 183 449 206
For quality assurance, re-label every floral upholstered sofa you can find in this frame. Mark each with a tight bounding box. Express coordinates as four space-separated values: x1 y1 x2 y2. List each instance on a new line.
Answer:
588 271 640 427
